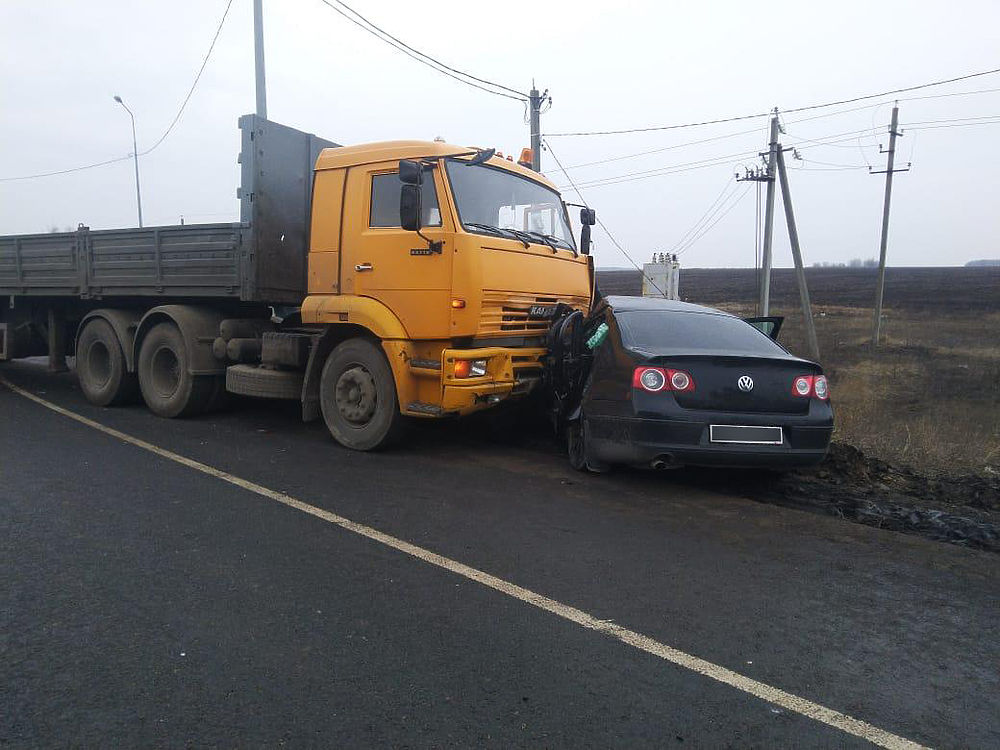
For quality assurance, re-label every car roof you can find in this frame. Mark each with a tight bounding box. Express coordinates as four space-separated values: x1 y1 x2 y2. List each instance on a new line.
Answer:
602 295 728 316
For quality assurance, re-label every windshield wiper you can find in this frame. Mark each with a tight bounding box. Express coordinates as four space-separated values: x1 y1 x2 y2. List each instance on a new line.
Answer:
464 222 530 248
524 230 578 256
519 230 559 253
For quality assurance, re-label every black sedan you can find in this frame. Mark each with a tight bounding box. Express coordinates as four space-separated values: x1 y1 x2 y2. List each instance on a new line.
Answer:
562 296 833 471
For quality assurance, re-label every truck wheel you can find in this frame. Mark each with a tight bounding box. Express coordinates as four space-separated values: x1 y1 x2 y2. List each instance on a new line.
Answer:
76 318 138 406
137 322 214 418
320 338 405 451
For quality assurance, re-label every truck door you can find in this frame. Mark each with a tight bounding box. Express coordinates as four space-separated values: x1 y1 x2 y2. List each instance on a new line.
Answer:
341 162 454 339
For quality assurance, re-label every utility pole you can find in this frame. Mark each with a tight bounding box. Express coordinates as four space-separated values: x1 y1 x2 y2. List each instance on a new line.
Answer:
758 111 780 316
870 103 907 347
528 84 548 172
253 0 267 119
775 148 820 361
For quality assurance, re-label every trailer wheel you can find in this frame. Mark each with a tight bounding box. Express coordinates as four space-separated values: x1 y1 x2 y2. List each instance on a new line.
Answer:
320 338 404 451
76 318 138 406
137 322 213 418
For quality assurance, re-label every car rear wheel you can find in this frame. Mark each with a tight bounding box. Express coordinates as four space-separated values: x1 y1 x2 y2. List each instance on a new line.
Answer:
567 416 609 473
320 338 405 451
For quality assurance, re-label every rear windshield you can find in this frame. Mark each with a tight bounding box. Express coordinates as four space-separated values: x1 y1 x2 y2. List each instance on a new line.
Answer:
615 310 786 356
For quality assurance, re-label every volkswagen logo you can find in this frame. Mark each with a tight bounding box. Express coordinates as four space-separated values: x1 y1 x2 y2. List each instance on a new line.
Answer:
737 375 754 392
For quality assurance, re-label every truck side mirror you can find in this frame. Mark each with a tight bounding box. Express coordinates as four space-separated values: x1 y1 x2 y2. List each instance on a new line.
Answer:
579 208 596 255
399 159 423 185
400 183 421 232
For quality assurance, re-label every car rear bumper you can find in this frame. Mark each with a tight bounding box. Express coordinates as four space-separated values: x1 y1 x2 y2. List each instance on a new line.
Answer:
585 413 832 469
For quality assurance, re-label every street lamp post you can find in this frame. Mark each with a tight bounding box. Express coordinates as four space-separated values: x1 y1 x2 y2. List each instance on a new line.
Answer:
113 95 143 227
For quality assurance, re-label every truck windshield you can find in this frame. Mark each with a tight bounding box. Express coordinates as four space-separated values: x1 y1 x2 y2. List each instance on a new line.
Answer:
445 160 576 250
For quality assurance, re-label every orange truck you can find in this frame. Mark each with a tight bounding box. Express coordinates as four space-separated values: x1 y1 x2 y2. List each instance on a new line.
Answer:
0 115 594 449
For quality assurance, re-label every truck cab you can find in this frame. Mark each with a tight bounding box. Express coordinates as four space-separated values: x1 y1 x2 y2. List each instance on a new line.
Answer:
301 141 592 426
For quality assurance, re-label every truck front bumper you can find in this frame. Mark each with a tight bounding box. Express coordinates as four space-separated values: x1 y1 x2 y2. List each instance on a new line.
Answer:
439 346 545 413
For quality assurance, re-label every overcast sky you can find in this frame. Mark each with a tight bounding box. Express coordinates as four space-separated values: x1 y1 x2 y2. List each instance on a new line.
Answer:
2 0 998 268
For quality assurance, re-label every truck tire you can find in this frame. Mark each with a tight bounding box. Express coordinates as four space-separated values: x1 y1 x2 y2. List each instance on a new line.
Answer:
137 322 214 418
76 318 139 406
320 338 405 451
226 364 303 400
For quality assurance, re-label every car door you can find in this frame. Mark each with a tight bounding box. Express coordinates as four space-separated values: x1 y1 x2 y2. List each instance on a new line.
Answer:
743 316 784 340
341 161 454 339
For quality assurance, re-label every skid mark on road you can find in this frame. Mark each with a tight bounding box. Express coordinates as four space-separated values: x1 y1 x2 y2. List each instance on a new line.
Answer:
1 376 929 750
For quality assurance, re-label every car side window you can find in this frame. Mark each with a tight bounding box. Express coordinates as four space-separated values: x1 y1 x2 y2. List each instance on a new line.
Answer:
370 173 442 228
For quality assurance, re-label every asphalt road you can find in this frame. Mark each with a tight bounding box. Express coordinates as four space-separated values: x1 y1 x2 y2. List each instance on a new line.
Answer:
2 360 998 748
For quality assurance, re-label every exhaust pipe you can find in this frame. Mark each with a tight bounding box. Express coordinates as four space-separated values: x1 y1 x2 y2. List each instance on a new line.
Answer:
651 454 679 471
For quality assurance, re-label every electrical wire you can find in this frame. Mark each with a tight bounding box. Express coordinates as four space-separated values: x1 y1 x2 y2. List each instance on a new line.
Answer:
542 137 666 295
317 0 527 101
674 184 753 256
140 0 236 155
794 156 870 169
1 0 235 183
555 102 893 173
543 65 1000 137
905 119 1000 131
559 125 765 171
0 155 133 183
665 176 738 254
559 149 762 191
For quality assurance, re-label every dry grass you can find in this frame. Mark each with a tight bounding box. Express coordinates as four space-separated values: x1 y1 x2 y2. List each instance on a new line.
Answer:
715 303 1000 474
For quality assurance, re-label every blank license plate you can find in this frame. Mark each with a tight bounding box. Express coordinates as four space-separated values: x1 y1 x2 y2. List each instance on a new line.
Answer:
710 425 783 445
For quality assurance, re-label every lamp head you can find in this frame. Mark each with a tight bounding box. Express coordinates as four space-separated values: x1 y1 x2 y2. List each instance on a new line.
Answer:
113 95 123 103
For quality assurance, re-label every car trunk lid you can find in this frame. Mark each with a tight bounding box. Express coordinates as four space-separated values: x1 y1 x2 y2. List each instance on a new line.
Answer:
644 354 820 414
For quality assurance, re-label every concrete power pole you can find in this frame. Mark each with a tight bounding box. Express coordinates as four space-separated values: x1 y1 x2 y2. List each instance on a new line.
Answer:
758 112 780 316
775 148 820 361
528 85 548 172
871 103 906 347
253 0 267 119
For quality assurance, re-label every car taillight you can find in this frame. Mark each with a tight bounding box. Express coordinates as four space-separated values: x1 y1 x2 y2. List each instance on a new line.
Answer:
792 374 829 400
633 367 695 393
634 367 667 392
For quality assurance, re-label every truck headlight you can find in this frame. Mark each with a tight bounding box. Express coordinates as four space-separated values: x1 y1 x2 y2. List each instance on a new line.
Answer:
454 358 488 378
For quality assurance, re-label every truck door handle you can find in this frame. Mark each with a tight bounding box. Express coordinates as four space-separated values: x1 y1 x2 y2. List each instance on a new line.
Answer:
355 263 373 272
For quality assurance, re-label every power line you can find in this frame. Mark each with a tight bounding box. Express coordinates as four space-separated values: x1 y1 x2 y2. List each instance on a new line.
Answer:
556 102 892 173
317 0 527 101
905 119 1000 131
141 0 236 156
542 137 666 295
675 184 753 256
559 149 763 191
665 175 738 253
0 155 133 183
543 65 1000 137
1 0 235 183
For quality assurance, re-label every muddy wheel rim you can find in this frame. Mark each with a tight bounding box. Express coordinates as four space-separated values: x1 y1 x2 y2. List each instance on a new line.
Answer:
150 345 181 399
87 340 112 389
335 365 377 425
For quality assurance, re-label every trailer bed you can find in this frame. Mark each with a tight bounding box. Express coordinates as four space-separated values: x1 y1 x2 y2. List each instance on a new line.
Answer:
0 223 243 299
0 115 338 305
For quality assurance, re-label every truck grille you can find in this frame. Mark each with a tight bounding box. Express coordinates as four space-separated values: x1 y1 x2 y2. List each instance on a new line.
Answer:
479 291 590 335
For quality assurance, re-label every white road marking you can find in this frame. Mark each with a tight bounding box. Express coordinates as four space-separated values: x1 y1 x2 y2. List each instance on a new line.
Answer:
1 376 928 750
